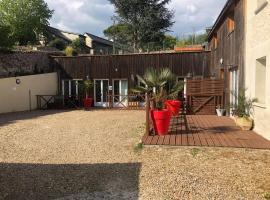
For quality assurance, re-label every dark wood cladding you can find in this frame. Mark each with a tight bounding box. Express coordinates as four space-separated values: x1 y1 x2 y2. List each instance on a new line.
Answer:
186 79 224 115
51 52 211 88
208 0 245 83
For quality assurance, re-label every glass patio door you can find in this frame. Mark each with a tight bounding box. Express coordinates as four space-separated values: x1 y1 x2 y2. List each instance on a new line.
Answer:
94 79 109 107
230 69 239 114
113 79 128 107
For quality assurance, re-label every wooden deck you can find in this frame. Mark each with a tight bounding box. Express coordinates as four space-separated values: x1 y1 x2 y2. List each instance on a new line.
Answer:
142 115 270 149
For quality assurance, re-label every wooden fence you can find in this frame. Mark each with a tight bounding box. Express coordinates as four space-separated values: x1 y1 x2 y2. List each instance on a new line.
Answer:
51 52 211 89
186 79 224 115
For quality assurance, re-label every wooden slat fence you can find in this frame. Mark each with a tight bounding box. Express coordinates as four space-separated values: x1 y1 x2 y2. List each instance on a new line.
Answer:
186 79 224 115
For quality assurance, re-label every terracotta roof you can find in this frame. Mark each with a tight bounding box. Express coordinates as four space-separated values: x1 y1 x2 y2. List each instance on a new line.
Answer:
174 45 204 52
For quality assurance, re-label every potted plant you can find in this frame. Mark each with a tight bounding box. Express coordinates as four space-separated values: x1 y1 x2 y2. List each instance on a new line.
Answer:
165 74 184 116
132 68 172 135
216 105 226 116
83 78 93 109
231 89 257 130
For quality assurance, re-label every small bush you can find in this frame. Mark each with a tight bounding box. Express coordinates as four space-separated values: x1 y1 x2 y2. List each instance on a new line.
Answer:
134 142 144 153
264 192 270 200
48 38 66 50
71 38 85 53
65 46 77 56
190 148 200 157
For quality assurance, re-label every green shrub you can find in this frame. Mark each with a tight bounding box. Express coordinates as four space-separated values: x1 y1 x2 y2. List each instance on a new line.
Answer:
71 38 85 53
48 38 66 50
65 46 77 56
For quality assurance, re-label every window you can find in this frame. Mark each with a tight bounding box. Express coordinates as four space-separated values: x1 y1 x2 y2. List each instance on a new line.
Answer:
230 69 239 108
227 12 235 33
212 33 218 50
255 57 266 104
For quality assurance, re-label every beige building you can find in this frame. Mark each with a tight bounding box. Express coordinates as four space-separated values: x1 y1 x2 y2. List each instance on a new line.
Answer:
245 0 270 139
0 73 58 114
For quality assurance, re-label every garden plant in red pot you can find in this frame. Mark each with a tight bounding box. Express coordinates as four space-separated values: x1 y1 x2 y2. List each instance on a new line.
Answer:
165 76 184 116
83 78 93 109
132 68 174 135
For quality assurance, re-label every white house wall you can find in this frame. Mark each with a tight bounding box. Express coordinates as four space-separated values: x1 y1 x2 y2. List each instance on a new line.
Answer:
245 0 270 139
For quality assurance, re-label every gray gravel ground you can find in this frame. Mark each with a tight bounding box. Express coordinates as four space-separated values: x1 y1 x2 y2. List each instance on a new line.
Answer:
0 110 270 200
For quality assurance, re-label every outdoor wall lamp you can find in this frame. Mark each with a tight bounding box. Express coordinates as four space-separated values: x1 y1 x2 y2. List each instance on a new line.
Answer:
16 78 21 85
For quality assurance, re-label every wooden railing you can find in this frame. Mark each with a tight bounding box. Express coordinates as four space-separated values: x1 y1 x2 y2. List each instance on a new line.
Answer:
186 79 224 115
106 94 146 109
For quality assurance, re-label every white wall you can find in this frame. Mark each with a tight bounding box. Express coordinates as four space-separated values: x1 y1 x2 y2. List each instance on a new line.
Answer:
245 0 270 140
0 73 58 114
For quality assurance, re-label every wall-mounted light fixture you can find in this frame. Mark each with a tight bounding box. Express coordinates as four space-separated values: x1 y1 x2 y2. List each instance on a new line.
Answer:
220 58 224 65
115 68 118 72
16 78 21 85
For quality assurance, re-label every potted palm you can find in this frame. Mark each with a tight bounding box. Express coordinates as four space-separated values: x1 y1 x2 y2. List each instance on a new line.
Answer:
231 89 257 130
165 74 184 116
132 68 172 135
83 78 93 109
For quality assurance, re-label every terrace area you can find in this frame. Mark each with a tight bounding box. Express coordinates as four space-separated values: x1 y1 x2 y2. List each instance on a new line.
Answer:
142 114 270 149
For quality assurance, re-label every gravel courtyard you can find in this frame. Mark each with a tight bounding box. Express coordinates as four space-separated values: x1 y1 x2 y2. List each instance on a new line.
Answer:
0 110 270 200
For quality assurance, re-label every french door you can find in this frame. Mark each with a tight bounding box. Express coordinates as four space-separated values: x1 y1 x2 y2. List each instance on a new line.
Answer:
230 69 239 113
94 79 109 107
113 79 128 107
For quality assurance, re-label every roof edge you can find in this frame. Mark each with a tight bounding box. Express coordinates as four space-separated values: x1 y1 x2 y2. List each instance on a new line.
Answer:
207 0 234 40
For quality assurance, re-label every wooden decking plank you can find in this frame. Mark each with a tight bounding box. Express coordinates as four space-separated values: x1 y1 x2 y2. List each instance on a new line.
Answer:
163 135 171 145
145 136 154 145
187 133 195 146
188 115 202 146
150 135 159 145
157 136 165 145
181 133 188 146
170 135 176 146
175 135 182 146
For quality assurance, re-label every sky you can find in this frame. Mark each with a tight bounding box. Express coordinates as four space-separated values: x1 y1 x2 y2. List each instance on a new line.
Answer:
45 0 227 38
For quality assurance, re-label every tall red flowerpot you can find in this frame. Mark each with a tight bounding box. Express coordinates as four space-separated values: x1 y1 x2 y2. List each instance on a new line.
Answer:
151 109 171 135
165 100 182 116
83 97 93 109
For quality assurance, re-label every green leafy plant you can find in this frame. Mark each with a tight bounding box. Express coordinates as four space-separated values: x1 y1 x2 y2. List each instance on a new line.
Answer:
83 79 93 98
231 89 257 118
65 46 77 56
132 68 183 109
132 68 173 110
166 74 184 100
264 192 270 200
48 38 66 50
190 148 200 157
71 38 85 53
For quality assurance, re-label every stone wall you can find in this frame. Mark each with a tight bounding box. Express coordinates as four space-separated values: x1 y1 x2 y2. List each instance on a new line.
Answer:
0 51 61 78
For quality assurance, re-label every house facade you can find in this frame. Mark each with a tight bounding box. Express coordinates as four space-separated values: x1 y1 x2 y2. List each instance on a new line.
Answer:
84 33 114 55
207 0 245 112
245 0 270 139
208 0 270 139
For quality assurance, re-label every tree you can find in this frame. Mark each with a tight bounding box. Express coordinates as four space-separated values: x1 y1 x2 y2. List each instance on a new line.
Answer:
104 23 132 46
48 38 66 50
0 0 53 45
106 0 174 52
71 38 85 53
0 23 13 48
176 33 207 47
163 35 177 50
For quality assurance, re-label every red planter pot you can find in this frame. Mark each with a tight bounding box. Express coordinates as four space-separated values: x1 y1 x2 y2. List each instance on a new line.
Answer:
165 100 182 116
83 98 93 109
151 109 171 135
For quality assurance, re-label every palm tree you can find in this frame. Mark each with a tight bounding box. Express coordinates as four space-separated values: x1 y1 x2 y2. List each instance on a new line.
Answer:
132 68 183 109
